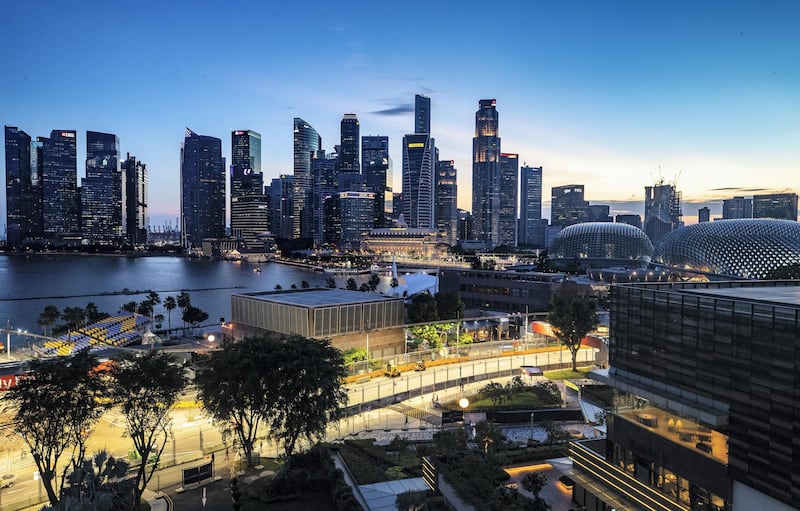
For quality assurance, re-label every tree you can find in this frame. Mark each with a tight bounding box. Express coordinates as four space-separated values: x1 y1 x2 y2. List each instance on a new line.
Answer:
359 282 371 292
326 277 337 288
548 295 599 372
346 278 358 291
389 277 399 294
521 472 547 500
109 351 187 507
274 284 283 291
2 351 109 506
300 280 310 288
63 306 86 331
290 283 298 289
543 420 570 445
766 263 800 279
38 304 61 337
480 381 509 405
435 292 464 320
163 296 177 333
51 451 135 511
368 273 380 291
473 420 505 456
121 301 138 314
342 347 367 365
407 292 438 323
84 302 107 325
182 306 208 333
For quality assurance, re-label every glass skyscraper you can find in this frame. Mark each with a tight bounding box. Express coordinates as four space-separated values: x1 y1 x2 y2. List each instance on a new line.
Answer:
362 135 392 228
498 153 518 247
472 99 501 247
123 153 148 246
180 128 225 248
551 184 589 227
415 94 431 135
644 181 683 244
4 126 41 245
435 159 457 244
402 133 434 229
81 131 122 245
752 192 798 220
42 130 80 240
293 118 321 239
337 114 360 174
230 130 267 249
519 165 543 246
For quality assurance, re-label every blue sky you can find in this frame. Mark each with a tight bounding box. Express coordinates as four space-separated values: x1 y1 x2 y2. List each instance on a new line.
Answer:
2 0 799 230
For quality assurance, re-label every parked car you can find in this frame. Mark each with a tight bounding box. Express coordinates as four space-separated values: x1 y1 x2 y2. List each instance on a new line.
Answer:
0 474 17 488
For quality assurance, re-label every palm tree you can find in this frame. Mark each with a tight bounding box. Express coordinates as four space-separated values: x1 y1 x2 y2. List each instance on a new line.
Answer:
177 291 191 335
38 305 61 337
163 296 177 333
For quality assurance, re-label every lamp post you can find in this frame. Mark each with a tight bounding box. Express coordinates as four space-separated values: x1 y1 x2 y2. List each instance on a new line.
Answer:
530 412 535 442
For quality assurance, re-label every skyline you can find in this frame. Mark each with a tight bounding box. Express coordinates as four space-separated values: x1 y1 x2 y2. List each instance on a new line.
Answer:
2 1 799 230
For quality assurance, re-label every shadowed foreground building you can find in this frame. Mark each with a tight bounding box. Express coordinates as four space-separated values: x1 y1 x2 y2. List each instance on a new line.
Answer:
570 280 800 511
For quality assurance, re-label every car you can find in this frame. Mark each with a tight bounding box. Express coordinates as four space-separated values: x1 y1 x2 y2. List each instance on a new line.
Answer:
0 474 17 488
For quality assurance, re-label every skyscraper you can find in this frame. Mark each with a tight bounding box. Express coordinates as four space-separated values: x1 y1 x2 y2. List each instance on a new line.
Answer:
722 196 753 219
752 192 798 220
498 153 518 246
311 150 338 246
339 191 375 249
292 118 321 239
551 185 588 227
435 159 457 244
81 131 122 245
472 99 501 248
362 136 392 228
415 94 431 135
266 175 293 239
644 180 683 244
337 114 360 174
4 126 42 245
122 153 148 246
698 206 710 223
519 165 543 246
180 128 225 248
402 133 435 228
42 130 80 239
230 130 267 249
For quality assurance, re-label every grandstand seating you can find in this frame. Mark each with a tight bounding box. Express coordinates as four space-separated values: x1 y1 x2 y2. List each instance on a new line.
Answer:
39 312 151 356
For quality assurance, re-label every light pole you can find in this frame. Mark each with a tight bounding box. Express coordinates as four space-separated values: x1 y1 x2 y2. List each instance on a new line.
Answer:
5 320 11 360
530 412 535 442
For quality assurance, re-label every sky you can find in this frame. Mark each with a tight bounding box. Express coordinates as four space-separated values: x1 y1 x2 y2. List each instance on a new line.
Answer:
2 0 799 231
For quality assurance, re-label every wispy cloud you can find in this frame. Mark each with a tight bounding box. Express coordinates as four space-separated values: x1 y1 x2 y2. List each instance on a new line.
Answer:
369 104 414 116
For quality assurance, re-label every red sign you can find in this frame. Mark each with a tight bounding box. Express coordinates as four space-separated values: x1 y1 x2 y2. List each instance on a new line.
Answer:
0 374 23 391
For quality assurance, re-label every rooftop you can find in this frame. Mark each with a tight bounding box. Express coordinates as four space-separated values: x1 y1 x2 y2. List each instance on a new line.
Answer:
235 288 400 307
683 285 800 307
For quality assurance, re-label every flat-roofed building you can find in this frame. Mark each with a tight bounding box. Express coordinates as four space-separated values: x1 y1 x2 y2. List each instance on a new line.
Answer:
227 288 405 358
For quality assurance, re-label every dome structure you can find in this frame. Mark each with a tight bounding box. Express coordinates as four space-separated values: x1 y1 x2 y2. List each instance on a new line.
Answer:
549 222 654 270
653 219 800 279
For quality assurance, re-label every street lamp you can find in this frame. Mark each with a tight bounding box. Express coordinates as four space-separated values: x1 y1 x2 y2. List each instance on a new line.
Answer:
530 412 535 442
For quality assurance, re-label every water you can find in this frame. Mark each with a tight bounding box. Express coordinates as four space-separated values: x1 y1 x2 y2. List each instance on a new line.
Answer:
0 255 336 334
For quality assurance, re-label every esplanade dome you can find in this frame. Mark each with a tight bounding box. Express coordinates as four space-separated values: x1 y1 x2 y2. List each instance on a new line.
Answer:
548 222 654 269
653 219 800 279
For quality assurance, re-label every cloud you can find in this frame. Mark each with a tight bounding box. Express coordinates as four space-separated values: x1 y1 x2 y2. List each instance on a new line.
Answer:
707 187 770 193
369 104 414 116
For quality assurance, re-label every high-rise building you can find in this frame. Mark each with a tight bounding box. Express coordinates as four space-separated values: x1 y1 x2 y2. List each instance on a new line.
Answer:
615 214 642 229
81 131 122 245
266 175 293 239
587 204 612 222
339 191 374 249
362 136 392 228
722 196 753 219
42 130 80 239
551 185 588 227
752 192 798 220
230 195 270 250
337 114 360 174
644 180 682 244
402 133 435 229
435 159 458 244
519 165 542 246
311 150 338 246
698 206 710 223
498 153 518 246
230 130 267 249
180 128 225 248
415 94 431 135
292 118 321 239
472 99 501 248
122 153 148 246
457 209 472 241
4 126 43 245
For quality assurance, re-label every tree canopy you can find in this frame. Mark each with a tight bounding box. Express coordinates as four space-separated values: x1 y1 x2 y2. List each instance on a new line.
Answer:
435 291 464 320
548 295 599 371
407 292 438 323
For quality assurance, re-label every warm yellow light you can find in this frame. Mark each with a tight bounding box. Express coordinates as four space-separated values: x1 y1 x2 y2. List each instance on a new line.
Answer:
407 142 425 148
459 398 469 409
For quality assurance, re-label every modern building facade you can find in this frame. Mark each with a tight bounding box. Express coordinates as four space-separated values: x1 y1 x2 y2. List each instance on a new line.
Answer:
698 207 710 223
722 197 752 220
644 180 683 244
551 184 588 227
4 126 42 245
615 214 642 229
572 280 800 511
42 130 80 240
361 228 449 259
519 165 543 246
338 191 374 249
362 135 392 228
434 159 457 244
180 128 225 248
498 153 518 247
337 114 360 174
310 150 338 246
230 130 262 200
81 131 123 245
122 153 148 246
402 133 435 229
266 175 293 239
548 222 653 271
415 94 431 135
472 99 501 248
292 118 321 239
752 192 798 220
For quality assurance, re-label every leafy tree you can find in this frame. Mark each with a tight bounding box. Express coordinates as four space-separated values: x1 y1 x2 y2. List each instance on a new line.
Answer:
480 381 509 405
548 295 599 372
2 351 109 506
38 304 61 336
473 420 505 456
435 291 464 320
63 306 86 331
542 420 570 445
326 277 337 288
396 490 427 511
766 263 800 279
274 284 283 290
176 290 191 311
136 300 153 318
290 283 298 289
520 472 548 500
407 292 438 323
342 347 368 365
359 282 371 292
146 291 161 310
109 351 187 507
368 273 380 291
409 324 445 349
163 296 177 333
121 301 138 314
389 277 399 293
346 278 358 291
182 306 209 333
153 313 165 331
432 428 468 454
84 302 107 325
300 280 310 288
52 451 135 511
505 375 527 395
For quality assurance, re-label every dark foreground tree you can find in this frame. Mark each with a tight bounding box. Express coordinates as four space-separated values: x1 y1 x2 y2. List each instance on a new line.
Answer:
407 292 438 323
196 335 347 465
109 351 187 508
49 451 135 511
548 295 599 371
435 291 464 320
1 351 109 506
37 304 61 336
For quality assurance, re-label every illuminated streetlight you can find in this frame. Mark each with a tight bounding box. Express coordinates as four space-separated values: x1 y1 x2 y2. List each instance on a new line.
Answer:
207 334 216 343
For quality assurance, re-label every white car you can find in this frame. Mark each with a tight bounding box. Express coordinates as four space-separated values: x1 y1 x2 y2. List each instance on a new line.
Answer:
0 474 16 488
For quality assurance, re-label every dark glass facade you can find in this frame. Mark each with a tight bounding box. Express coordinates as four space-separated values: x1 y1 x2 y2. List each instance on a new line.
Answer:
752 193 798 221
434 159 457 244
337 114 360 174
123 153 148 246
311 150 338 246
180 128 225 248
551 184 588 227
722 196 752 219
498 153 518 247
402 133 434 229
415 94 431 135
339 191 374 249
266 175 293 239
81 131 122 245
42 130 80 239
472 99 500 247
362 135 392 228
231 130 265 247
519 165 542 246
292 118 321 239
4 126 42 245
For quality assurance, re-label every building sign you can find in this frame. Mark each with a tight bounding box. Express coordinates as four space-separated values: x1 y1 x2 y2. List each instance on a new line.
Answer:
61 132 76 138
407 142 425 148
0 374 23 391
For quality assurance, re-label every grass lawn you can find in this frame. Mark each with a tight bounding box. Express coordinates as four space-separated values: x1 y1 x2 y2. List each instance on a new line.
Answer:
543 366 591 380
466 391 554 408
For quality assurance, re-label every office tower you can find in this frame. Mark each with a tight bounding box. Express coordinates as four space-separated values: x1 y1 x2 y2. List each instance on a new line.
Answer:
435 159 458 244
292 118 321 239
338 191 374 249
615 214 642 229
402 133 435 228
42 130 80 239
180 128 225 248
497 153 518 246
230 130 267 249
362 135 392 228
230 195 270 250
518 165 542 246
81 131 122 245
698 206 710 223
644 180 682 244
122 153 148 246
457 209 472 241
472 99 501 247
337 114 360 174
266 175 293 238
415 94 431 135
587 204 612 222
393 192 403 223
752 192 798 220
4 126 43 245
550 185 588 227
311 150 338 246
722 196 752 219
